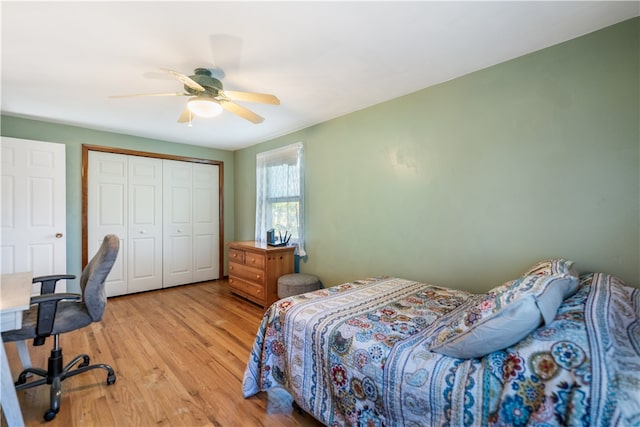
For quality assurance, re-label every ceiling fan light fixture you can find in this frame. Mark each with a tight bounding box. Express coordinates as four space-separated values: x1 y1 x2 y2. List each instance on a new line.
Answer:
187 96 223 118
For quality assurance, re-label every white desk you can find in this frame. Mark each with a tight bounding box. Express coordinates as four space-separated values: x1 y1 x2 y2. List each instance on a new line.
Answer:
1 272 32 427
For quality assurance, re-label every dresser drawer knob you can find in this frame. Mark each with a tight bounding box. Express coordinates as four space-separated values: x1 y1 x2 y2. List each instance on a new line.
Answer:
229 266 234 271
256 275 261 280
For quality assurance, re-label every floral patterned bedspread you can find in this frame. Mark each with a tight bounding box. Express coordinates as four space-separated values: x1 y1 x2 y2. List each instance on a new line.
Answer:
242 274 640 426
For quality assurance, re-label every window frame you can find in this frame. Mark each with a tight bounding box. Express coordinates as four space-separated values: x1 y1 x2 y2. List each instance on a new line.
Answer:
255 142 305 256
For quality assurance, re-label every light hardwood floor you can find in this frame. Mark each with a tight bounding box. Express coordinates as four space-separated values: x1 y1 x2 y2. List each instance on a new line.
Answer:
1 280 324 427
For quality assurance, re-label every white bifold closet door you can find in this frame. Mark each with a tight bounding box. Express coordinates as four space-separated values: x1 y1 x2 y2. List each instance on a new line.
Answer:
88 151 163 296
88 151 219 297
163 159 220 287
128 156 164 293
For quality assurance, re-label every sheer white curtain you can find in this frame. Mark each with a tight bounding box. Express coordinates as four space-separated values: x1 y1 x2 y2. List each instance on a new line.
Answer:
255 142 306 256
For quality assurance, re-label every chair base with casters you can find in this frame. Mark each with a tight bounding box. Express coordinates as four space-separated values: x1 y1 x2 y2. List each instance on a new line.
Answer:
2 234 120 422
14 334 116 421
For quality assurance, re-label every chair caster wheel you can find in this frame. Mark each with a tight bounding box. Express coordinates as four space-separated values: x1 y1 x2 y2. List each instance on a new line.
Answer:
15 374 27 386
44 409 57 421
107 374 116 385
79 355 90 368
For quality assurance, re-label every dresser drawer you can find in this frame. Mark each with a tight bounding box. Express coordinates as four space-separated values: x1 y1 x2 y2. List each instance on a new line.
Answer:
244 252 265 269
229 248 245 264
229 277 265 303
228 262 265 286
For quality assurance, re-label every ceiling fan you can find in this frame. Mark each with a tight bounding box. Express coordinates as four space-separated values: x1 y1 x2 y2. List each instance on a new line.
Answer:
110 67 280 124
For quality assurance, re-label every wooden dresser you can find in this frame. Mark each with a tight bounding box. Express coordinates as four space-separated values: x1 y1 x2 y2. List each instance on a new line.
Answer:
227 241 295 308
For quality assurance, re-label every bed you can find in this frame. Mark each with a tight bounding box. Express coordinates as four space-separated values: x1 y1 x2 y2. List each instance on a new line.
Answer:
242 259 640 426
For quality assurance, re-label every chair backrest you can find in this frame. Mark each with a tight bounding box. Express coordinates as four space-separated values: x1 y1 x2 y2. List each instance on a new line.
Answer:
80 234 119 321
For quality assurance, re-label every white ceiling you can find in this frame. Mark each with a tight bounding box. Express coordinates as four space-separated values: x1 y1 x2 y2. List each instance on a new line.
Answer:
2 1 638 151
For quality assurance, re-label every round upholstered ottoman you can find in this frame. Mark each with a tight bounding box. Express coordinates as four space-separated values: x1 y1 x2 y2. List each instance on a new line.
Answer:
278 273 321 298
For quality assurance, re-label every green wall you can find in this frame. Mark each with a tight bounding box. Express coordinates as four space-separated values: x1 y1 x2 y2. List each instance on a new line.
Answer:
235 18 640 291
0 116 235 293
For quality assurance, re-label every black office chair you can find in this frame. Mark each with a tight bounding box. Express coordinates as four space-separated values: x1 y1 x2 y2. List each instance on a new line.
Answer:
2 234 120 421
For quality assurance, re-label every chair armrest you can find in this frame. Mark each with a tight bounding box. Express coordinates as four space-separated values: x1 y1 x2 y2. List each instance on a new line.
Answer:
32 274 76 294
31 293 81 345
30 293 81 304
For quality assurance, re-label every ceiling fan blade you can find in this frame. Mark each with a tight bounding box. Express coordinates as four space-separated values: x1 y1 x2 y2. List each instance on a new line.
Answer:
161 67 205 92
222 90 280 105
220 101 264 124
109 92 187 98
177 107 192 123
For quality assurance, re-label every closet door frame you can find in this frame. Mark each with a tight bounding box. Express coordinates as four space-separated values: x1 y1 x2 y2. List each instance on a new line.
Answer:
81 144 224 279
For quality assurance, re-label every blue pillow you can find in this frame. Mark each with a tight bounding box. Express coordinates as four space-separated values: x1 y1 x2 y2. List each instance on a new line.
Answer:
429 273 578 359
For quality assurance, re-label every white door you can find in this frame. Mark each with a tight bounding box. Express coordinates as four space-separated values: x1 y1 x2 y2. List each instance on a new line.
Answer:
88 151 128 296
193 163 220 282
162 159 193 287
0 137 67 294
128 156 163 293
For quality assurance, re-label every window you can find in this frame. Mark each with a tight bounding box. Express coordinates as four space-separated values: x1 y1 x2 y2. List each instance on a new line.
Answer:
255 142 306 256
